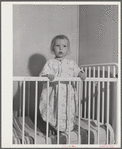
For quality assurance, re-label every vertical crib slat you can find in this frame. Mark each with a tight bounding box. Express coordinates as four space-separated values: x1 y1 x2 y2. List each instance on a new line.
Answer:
107 66 110 144
98 66 100 78
97 66 100 144
92 67 95 120
89 67 91 78
84 67 87 118
88 67 91 144
76 81 79 117
89 66 91 118
102 66 105 123
46 81 49 144
34 81 38 144
57 81 60 144
19 81 22 117
97 81 100 144
80 81 83 120
78 81 82 144
68 81 71 144
88 81 91 144
113 66 116 77
22 81 26 144
28 81 30 116
78 81 81 144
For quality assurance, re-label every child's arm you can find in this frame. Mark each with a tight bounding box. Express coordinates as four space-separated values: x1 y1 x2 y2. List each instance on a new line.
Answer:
71 60 86 81
39 60 55 81
78 70 86 81
41 74 55 81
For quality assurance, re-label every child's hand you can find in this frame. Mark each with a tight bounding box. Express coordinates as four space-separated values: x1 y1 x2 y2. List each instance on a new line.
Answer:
41 74 55 81
47 74 55 81
78 71 86 81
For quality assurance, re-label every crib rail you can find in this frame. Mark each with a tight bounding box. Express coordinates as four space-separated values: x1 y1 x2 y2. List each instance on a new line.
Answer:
80 63 118 78
81 63 118 67
13 75 118 145
13 77 83 145
13 76 117 82
13 63 118 145
80 63 118 144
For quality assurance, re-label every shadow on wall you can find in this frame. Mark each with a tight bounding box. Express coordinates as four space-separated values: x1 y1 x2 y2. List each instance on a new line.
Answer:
27 54 47 121
13 53 47 122
28 54 47 76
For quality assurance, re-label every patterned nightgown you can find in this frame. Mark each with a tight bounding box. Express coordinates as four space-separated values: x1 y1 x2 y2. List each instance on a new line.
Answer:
39 58 82 132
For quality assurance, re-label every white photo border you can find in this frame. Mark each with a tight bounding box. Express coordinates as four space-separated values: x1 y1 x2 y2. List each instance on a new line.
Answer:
1 1 121 148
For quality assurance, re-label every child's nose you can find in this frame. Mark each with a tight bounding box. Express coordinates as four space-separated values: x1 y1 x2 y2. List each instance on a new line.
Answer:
59 45 63 50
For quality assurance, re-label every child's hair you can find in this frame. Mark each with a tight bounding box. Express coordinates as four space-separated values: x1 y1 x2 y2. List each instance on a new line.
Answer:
50 35 70 54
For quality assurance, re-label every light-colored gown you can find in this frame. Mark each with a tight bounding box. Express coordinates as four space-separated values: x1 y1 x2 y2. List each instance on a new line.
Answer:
39 58 82 132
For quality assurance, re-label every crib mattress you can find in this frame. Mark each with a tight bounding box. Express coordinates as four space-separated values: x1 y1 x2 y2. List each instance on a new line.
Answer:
13 116 114 144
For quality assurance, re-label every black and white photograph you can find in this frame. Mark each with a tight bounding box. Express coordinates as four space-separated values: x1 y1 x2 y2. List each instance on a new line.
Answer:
1 1 121 148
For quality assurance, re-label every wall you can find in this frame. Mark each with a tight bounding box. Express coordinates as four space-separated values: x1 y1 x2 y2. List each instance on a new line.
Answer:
79 5 118 65
79 5 118 142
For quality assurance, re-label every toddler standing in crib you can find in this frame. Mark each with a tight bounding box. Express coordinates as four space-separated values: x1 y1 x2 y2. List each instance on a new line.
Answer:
39 35 86 135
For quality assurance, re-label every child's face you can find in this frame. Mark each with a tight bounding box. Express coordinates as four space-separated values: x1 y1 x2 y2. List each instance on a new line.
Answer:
53 39 69 58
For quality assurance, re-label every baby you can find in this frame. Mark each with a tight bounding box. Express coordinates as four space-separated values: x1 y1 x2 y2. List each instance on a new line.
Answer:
39 35 86 135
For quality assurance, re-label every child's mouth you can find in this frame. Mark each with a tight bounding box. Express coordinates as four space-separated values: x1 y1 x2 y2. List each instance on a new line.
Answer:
59 52 63 54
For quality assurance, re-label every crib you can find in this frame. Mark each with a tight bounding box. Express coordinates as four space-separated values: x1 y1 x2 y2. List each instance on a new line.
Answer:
13 63 118 145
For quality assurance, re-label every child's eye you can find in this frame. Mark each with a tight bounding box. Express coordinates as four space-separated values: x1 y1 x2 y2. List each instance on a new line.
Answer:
64 45 66 47
56 45 59 47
